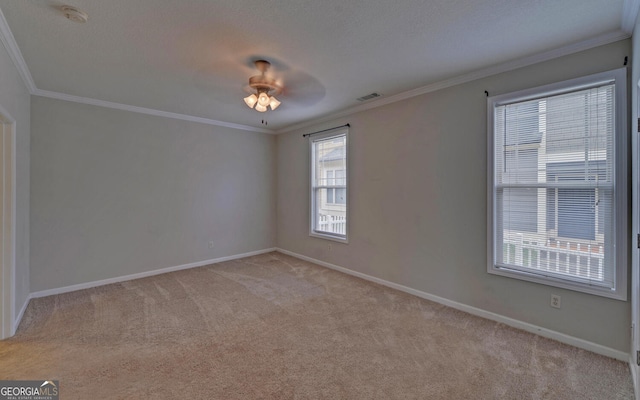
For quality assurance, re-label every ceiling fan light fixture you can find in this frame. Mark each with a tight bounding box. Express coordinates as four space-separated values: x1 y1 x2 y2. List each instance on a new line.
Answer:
243 94 258 108
257 91 271 107
243 60 283 113
269 96 281 110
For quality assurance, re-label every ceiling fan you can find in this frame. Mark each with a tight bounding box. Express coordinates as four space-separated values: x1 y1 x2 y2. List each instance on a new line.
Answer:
194 55 326 114
243 60 283 112
237 57 326 113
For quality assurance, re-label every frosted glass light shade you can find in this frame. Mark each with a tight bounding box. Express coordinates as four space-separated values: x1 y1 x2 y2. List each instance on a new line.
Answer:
244 91 281 112
244 94 258 108
257 92 270 107
269 96 281 110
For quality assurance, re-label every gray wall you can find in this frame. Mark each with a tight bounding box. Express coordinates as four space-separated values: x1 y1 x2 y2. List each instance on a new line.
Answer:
631 15 640 360
277 39 631 352
30 97 276 291
0 38 30 323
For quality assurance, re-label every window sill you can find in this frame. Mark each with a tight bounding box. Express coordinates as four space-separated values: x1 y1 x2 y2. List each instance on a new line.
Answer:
488 264 626 301
310 231 348 244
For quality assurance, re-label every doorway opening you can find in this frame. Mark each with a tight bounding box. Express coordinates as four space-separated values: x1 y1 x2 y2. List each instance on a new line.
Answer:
0 107 15 339
632 80 640 397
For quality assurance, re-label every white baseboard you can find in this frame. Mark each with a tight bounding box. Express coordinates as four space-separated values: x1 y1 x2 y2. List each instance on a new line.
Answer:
11 248 276 333
13 294 30 335
276 248 628 362
14 246 629 362
29 248 277 299
630 358 639 400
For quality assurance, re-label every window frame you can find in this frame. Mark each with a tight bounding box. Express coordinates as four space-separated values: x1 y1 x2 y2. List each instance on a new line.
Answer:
309 128 349 243
487 68 627 300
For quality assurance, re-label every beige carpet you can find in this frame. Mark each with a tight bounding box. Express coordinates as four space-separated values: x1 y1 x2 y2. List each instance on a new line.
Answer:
0 252 633 399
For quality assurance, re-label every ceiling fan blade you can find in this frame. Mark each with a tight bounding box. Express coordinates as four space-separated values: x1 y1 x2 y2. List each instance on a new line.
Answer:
279 70 326 107
192 58 251 100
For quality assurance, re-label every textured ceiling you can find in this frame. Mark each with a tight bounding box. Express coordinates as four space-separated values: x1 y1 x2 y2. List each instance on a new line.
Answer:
0 0 630 131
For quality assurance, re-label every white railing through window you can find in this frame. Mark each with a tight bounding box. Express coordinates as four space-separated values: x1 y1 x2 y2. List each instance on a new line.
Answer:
504 238 604 281
318 214 347 235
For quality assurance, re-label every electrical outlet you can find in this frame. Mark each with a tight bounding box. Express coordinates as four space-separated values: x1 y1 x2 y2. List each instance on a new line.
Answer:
550 294 561 309
208 241 214 249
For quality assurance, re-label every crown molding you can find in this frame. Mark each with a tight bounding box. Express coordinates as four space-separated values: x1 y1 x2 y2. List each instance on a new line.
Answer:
0 6 36 93
278 30 630 134
0 6 272 133
0 1 631 136
33 89 274 133
622 0 640 34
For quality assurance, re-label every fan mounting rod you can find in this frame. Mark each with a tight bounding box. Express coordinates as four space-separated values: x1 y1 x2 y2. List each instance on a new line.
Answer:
246 60 282 96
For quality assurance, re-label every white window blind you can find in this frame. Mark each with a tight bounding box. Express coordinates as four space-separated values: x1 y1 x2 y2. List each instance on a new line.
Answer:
488 68 626 299
310 129 348 241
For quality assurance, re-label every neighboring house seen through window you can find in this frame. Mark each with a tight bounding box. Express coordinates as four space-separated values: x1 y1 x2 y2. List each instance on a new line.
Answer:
310 128 348 241
487 68 626 299
325 170 346 204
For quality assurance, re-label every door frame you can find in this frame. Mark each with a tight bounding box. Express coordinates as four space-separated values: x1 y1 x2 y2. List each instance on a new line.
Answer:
0 104 15 339
632 79 640 399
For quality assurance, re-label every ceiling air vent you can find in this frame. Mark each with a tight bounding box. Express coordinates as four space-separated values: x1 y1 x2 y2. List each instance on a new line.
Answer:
357 92 382 102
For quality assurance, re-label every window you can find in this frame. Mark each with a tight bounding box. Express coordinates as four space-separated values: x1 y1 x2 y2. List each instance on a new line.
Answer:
310 128 348 241
325 170 346 204
487 68 627 299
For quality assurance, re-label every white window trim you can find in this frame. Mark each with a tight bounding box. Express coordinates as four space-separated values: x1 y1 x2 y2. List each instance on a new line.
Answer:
309 128 349 243
487 68 627 300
